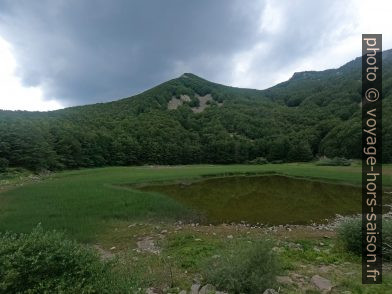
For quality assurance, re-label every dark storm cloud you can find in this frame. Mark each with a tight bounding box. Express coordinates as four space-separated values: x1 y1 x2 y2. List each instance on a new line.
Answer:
0 0 266 106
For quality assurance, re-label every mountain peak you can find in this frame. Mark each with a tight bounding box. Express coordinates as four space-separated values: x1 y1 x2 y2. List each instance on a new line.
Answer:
179 73 204 80
180 73 192 78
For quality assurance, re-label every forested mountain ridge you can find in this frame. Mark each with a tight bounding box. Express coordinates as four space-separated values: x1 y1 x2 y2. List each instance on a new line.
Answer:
1 50 392 171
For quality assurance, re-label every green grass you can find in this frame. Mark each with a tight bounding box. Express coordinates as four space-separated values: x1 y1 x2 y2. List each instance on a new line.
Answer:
1 163 392 293
0 163 391 242
163 233 222 270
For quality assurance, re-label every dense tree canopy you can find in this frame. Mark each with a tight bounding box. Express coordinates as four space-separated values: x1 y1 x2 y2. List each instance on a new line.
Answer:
1 50 392 171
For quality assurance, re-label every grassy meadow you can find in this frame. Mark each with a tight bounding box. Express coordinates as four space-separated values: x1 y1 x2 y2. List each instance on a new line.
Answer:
0 162 385 241
1 163 392 293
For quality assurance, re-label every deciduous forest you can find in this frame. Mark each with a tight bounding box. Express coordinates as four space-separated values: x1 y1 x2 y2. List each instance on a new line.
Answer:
1 50 392 171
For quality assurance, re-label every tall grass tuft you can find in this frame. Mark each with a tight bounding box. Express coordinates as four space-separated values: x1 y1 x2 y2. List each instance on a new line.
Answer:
337 217 392 261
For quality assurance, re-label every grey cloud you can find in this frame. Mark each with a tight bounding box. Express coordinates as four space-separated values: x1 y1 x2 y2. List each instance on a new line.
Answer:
238 0 357 88
0 0 360 107
0 0 266 106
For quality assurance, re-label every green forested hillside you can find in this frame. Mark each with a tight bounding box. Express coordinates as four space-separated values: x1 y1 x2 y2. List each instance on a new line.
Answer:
1 50 391 171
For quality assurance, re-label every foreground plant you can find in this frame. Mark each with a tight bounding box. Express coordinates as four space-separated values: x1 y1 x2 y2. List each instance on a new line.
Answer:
204 240 281 294
0 225 115 293
337 217 392 261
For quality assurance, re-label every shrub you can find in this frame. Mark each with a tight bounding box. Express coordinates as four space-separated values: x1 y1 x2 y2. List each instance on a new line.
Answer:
287 141 313 162
337 217 392 261
315 157 351 166
0 158 8 173
188 96 200 108
337 217 362 255
0 225 114 293
204 240 280 294
248 157 268 165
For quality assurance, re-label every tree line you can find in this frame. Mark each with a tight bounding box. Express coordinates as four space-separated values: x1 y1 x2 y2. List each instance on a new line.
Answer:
1 56 392 172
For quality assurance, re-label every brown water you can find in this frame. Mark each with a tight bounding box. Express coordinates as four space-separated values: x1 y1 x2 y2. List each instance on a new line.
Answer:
138 175 364 225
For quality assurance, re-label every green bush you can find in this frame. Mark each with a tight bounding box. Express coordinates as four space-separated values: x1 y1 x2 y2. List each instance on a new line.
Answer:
337 217 362 255
337 217 392 261
248 157 268 165
315 157 351 166
185 95 200 108
0 225 114 293
0 158 8 173
204 240 280 294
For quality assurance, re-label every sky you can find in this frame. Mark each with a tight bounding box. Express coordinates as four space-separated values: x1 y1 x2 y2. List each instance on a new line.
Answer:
0 0 391 111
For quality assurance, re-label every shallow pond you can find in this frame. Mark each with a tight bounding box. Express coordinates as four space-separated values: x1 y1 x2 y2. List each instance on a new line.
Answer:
139 175 364 225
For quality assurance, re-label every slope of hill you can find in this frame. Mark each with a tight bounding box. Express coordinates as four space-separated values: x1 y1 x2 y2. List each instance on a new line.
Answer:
1 51 391 171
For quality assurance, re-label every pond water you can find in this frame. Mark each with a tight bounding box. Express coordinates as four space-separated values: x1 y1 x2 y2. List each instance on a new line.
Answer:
139 175 363 225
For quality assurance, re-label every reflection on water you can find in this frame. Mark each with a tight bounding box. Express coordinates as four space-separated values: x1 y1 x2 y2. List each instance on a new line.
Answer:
139 175 362 225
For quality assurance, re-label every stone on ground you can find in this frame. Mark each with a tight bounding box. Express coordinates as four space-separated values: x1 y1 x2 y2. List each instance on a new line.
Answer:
277 275 293 285
136 237 160 254
198 284 215 294
190 284 201 294
145 288 159 294
311 275 333 291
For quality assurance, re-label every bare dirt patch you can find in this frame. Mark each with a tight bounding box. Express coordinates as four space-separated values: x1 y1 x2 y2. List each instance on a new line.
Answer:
167 95 191 110
167 93 222 113
191 94 213 113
